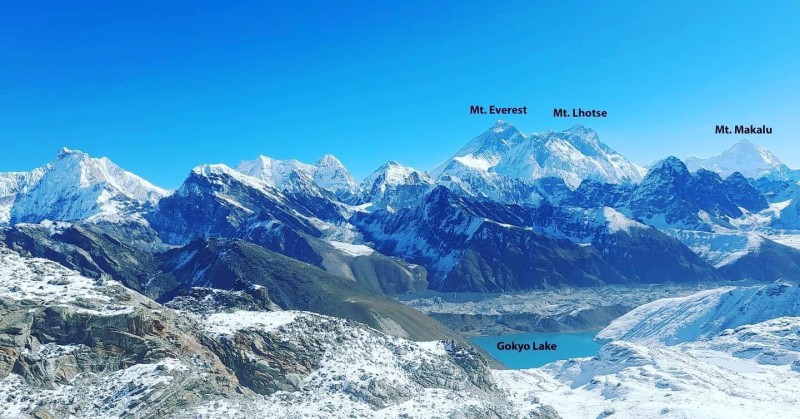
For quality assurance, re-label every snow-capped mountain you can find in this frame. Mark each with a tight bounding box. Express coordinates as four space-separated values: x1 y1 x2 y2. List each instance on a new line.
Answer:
685 139 795 180
493 124 646 188
1 148 168 225
234 154 358 199
150 162 328 245
359 161 434 210
313 154 359 199
431 122 645 203
355 185 724 291
432 120 527 177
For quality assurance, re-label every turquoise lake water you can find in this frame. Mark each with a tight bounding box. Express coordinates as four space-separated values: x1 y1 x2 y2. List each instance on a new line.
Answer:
471 331 600 369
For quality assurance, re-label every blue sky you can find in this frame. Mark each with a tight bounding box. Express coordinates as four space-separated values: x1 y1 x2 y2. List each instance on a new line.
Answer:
2 1 799 188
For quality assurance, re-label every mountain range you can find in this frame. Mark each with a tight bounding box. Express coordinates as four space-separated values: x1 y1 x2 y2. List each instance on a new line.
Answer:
2 121 800 300
3 121 800 418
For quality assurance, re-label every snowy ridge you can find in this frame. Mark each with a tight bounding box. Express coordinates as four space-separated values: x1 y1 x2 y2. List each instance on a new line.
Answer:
235 154 358 197
199 310 301 336
358 161 434 209
433 122 645 195
0 358 192 419
191 163 278 196
596 281 800 344
493 124 646 188
663 229 765 267
360 161 433 191
600 207 646 233
496 334 800 418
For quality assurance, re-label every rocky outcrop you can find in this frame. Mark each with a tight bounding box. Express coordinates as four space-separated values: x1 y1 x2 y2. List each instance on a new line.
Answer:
0 246 241 418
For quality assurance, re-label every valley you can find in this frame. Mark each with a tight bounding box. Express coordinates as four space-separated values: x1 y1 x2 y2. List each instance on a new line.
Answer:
400 283 721 335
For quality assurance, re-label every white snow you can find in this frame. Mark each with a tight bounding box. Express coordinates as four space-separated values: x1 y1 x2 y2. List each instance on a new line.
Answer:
597 282 800 345
601 207 645 233
0 358 189 419
199 310 300 336
432 122 644 195
361 161 433 191
0 246 138 316
326 240 376 257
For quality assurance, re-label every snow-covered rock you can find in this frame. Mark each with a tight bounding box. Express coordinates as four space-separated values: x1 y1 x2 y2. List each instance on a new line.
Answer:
313 154 359 199
0 244 558 418
497 335 800 419
184 309 558 418
0 170 46 224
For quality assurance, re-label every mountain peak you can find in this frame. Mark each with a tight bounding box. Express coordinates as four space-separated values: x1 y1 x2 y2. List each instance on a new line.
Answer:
5 148 168 224
491 120 513 132
431 121 527 177
315 154 344 167
650 156 688 172
192 163 234 177
492 125 645 188
57 147 88 160
734 138 756 147
363 161 431 187
565 123 590 134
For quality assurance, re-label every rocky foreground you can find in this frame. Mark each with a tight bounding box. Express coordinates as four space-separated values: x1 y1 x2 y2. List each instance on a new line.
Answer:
0 244 558 418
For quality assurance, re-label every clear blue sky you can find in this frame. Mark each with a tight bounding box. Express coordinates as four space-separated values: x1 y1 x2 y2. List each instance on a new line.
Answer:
2 1 799 188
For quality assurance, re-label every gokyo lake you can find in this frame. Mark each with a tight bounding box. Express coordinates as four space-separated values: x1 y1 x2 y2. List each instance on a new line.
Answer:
472 331 600 369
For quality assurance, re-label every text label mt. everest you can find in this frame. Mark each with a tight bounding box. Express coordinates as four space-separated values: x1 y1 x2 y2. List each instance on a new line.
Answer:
469 105 528 115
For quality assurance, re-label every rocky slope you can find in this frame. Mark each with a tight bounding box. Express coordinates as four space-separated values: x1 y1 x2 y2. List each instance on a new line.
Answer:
157 238 449 341
0 244 560 418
